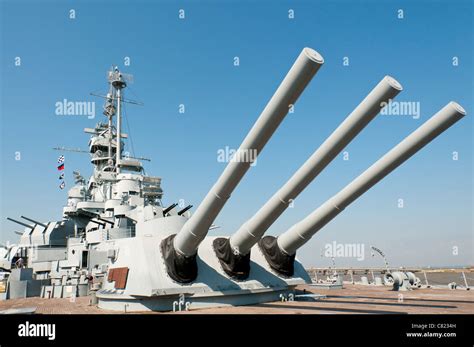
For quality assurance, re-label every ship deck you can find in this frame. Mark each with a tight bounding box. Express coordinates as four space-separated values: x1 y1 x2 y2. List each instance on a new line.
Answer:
1 284 472 314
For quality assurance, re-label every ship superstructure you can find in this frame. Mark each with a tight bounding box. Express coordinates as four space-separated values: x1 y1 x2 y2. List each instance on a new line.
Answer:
1 67 167 301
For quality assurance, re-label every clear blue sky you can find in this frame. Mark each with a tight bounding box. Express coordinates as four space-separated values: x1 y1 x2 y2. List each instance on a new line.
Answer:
1 0 472 268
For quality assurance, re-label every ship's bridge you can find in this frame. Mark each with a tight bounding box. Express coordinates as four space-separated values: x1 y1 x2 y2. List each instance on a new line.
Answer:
117 158 142 172
112 173 163 202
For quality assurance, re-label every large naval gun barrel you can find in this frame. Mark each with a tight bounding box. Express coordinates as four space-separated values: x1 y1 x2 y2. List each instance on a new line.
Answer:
215 76 403 278
163 47 325 283
261 102 466 276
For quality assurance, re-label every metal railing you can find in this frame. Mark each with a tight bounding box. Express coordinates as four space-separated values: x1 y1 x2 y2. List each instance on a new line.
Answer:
104 227 135 240
306 267 473 289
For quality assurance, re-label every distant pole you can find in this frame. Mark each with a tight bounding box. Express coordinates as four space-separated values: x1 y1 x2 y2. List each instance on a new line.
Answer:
423 271 430 287
462 272 469 290
116 87 122 173
108 88 114 200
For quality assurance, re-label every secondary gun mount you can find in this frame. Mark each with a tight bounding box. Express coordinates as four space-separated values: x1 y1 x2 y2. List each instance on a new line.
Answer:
163 47 325 283
263 102 465 276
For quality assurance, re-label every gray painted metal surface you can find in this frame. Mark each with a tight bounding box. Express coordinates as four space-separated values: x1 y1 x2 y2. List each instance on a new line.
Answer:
229 75 403 255
0 307 37 314
277 102 466 255
173 48 324 257
7 269 44 299
97 231 311 311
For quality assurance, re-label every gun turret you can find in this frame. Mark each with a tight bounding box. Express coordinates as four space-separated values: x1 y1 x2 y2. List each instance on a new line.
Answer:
177 205 193 216
163 47 325 282
262 102 466 276
215 76 403 279
163 203 178 216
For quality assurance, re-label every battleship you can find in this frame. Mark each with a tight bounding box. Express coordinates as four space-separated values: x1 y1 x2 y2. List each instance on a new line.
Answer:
0 47 467 312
